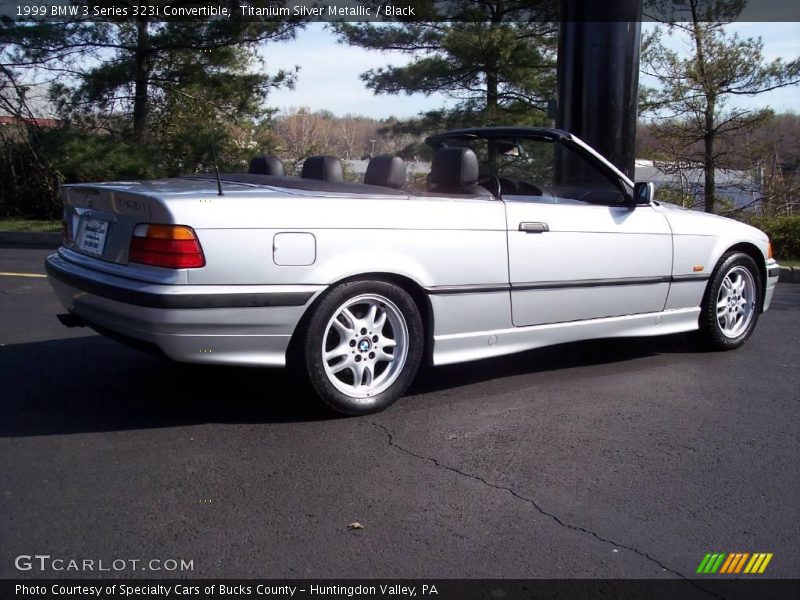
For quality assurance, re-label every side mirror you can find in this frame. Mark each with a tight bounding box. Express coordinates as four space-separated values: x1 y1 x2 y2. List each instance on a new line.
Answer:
633 181 655 205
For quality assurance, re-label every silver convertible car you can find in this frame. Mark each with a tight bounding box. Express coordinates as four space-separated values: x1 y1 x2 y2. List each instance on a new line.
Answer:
47 127 780 414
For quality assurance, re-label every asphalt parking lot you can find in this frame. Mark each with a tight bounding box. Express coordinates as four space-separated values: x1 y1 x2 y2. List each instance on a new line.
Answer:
1 247 798 581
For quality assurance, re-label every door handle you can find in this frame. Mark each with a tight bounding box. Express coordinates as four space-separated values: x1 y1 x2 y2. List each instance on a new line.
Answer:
519 222 549 233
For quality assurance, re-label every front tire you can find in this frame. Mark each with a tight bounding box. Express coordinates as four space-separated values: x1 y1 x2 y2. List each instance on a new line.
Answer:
303 280 424 415
699 252 762 350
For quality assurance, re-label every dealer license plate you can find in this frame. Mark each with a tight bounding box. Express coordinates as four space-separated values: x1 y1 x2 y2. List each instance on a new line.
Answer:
77 218 109 256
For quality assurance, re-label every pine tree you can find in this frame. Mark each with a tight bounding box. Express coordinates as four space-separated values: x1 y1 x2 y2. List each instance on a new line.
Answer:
333 0 557 132
4 1 304 142
641 0 800 213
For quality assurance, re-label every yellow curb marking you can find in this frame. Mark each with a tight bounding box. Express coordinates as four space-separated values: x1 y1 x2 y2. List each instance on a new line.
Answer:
0 272 47 278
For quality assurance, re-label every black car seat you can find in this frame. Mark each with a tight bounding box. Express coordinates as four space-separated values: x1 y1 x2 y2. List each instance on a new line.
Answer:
301 156 345 182
428 147 487 195
248 155 285 177
364 155 406 189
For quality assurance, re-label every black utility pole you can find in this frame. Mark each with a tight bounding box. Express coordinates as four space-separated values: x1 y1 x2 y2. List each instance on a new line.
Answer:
557 0 643 179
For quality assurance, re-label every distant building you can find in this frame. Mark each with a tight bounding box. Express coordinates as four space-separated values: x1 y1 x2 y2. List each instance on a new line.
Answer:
345 159 431 180
634 159 761 212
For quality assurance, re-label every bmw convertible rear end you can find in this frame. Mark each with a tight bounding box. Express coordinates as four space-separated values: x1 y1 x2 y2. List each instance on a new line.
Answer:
46 178 326 367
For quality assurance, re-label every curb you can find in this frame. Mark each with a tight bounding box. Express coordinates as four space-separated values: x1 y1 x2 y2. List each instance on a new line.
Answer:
0 231 61 249
779 266 800 284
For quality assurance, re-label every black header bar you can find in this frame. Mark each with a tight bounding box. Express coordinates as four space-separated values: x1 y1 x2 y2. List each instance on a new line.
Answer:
2 0 799 23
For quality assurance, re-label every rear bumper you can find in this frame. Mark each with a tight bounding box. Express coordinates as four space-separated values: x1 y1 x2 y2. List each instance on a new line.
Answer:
764 261 779 312
45 251 323 366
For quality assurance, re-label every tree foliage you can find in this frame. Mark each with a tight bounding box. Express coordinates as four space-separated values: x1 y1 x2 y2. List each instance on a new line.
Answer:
333 0 557 133
640 0 800 213
3 3 303 141
0 2 305 216
270 108 424 168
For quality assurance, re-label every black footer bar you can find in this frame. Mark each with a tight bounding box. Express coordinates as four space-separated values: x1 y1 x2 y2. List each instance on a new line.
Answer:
3 579 800 600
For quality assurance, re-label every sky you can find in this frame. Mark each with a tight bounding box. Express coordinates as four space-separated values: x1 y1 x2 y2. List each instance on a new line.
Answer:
260 23 455 118
261 22 800 119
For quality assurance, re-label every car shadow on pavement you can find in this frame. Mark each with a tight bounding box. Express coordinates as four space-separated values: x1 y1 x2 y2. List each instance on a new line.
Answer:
0 334 333 437
0 329 705 437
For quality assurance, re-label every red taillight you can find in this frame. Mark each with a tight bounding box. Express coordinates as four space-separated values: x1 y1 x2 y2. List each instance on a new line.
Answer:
129 224 205 269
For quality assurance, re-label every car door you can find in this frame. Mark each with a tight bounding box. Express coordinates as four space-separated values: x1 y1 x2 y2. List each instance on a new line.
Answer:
501 138 672 327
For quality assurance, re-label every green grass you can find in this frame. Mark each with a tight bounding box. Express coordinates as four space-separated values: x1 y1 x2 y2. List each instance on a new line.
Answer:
778 258 800 268
0 218 61 233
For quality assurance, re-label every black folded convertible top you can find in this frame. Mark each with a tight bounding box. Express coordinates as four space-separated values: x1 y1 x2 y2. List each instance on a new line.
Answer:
185 173 407 196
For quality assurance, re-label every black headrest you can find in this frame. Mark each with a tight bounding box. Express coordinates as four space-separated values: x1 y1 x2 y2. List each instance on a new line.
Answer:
364 155 406 189
301 155 344 182
248 155 285 176
429 147 479 187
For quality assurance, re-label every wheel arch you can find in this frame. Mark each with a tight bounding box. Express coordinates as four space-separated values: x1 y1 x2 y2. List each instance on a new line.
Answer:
726 242 767 311
705 242 767 312
287 272 434 366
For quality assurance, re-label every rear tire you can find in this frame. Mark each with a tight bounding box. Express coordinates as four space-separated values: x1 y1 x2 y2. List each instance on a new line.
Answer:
302 280 424 415
699 252 762 351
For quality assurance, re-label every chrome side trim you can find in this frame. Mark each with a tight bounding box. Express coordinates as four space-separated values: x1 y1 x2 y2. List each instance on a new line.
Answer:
427 274 709 295
427 283 510 295
512 276 671 290
671 273 712 282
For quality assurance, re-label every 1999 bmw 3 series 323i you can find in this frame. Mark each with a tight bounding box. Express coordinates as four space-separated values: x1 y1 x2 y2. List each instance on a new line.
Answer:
46 127 781 414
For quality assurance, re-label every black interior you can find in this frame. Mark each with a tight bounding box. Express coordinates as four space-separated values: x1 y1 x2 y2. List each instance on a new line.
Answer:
364 155 406 189
248 155 285 177
425 127 632 205
186 173 407 196
301 156 345 182
187 147 503 198
428 147 488 196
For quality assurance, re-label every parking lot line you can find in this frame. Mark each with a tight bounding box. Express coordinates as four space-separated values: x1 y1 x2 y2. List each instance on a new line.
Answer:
0 272 46 278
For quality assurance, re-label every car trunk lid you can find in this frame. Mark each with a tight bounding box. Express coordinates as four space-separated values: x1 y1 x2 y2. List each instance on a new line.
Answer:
61 178 228 265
